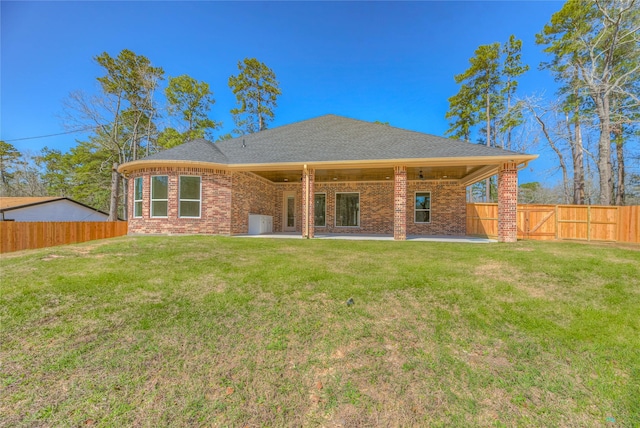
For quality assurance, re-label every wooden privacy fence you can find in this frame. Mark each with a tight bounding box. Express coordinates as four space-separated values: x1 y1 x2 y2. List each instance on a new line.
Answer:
467 204 639 244
0 222 128 253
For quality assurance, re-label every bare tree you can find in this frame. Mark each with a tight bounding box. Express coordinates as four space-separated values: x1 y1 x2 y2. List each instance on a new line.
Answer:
63 50 164 220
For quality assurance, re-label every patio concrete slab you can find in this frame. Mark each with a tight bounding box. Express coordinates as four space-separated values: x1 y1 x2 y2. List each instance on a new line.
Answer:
234 233 495 243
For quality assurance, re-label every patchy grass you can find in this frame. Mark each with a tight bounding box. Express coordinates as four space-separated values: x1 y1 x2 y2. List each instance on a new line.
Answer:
1 236 639 426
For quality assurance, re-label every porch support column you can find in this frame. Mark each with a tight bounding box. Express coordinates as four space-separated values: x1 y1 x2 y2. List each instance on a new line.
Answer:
498 161 518 243
394 165 407 240
302 165 315 239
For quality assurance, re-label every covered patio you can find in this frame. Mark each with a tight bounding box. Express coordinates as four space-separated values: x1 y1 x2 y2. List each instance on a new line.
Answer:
235 232 496 243
248 159 525 242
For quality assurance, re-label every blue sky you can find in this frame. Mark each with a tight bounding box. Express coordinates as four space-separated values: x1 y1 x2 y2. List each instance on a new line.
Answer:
1 1 564 183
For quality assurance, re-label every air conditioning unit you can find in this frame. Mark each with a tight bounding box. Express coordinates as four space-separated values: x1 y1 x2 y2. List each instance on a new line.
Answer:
248 214 273 235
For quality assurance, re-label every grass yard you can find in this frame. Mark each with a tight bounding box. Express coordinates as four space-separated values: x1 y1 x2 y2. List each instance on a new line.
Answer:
1 236 639 427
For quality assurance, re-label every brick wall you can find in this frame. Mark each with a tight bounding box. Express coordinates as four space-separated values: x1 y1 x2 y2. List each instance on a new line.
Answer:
313 182 394 234
407 180 467 236
301 168 315 238
127 167 232 235
394 166 407 240
127 168 467 237
498 162 518 242
231 172 277 234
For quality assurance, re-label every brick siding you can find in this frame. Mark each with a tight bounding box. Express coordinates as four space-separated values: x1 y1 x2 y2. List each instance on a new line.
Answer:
394 166 407 240
498 162 518 242
313 181 394 234
407 180 467 236
127 167 232 235
127 168 467 237
231 172 277 234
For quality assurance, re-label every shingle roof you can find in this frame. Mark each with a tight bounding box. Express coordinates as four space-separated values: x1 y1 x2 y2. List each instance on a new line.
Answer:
142 138 229 164
137 114 527 165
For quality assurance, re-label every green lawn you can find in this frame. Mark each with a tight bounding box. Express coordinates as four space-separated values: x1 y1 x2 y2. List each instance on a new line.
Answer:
1 236 638 427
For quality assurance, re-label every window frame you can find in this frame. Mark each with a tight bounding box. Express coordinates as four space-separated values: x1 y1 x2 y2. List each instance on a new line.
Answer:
133 176 143 218
335 192 360 228
178 175 202 218
414 191 432 224
150 175 169 218
314 192 326 227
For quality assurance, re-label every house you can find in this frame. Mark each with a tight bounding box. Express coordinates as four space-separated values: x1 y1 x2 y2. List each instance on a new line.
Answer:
0 197 110 222
118 115 537 242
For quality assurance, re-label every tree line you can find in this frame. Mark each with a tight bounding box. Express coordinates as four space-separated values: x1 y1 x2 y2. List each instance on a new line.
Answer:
0 54 281 218
446 0 639 205
1 0 638 214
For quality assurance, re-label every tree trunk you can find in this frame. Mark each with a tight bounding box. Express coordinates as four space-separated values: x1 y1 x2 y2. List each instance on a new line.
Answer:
122 175 128 220
533 112 570 203
108 162 120 221
572 123 585 205
486 91 491 202
566 108 585 205
595 93 613 205
615 140 625 205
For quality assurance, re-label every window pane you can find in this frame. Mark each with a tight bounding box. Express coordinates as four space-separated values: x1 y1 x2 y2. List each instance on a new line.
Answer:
416 211 430 223
314 194 326 227
152 201 168 217
180 201 200 217
134 201 142 217
134 177 143 200
180 176 200 200
415 193 430 210
336 193 359 227
152 176 168 199
287 197 295 227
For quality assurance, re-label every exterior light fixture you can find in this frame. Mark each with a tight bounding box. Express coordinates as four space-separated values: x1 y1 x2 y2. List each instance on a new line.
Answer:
385 176 390 180
283 178 288 182
419 170 424 180
333 177 338 181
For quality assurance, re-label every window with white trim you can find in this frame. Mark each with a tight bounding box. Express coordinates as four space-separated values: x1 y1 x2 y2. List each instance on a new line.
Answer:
134 177 143 218
314 193 326 227
335 193 359 227
151 175 169 217
414 192 431 223
179 176 201 218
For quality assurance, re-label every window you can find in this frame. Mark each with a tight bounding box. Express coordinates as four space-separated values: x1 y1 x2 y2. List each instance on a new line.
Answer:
151 176 169 217
415 192 431 223
314 193 326 227
134 177 143 218
179 176 201 218
335 193 359 227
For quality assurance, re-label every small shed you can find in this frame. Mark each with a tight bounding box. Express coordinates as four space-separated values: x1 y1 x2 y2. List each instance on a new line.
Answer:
0 197 110 222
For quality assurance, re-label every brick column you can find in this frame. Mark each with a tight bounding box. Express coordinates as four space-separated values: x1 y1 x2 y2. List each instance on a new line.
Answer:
394 166 407 240
498 162 518 243
302 166 315 238
142 173 150 219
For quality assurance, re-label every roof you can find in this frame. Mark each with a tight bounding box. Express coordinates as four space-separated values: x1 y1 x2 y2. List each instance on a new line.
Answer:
214 114 525 164
0 197 62 211
120 115 536 178
0 196 110 217
142 137 229 164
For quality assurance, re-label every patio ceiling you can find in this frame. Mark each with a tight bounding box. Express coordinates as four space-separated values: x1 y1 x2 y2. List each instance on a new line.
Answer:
252 165 495 184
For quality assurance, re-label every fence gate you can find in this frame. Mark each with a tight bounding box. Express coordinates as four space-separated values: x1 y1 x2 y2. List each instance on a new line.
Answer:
518 205 556 240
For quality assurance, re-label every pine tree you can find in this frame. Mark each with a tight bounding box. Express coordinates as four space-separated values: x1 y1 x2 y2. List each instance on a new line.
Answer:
228 58 281 135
